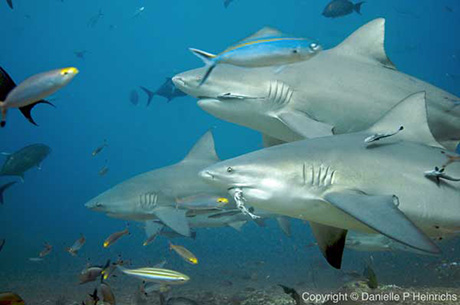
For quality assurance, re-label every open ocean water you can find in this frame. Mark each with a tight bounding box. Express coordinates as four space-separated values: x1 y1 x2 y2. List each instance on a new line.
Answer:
1 0 460 304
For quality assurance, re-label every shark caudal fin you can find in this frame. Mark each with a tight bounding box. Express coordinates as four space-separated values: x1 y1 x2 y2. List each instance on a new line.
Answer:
182 130 220 164
139 86 156 106
188 48 217 86
331 18 396 70
366 92 444 149
0 181 16 205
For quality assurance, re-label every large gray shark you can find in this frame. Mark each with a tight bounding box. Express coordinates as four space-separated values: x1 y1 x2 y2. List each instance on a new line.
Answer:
173 19 460 151
199 92 460 268
85 131 229 237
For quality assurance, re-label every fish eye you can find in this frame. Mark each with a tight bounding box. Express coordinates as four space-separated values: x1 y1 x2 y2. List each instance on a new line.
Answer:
226 167 233 173
292 49 298 54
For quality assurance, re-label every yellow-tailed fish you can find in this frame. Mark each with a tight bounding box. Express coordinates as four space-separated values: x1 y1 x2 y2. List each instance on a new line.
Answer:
0 292 25 305
79 265 103 285
176 194 229 210
66 234 86 256
0 67 78 127
100 282 116 305
92 140 108 157
103 227 129 248
39 242 52 257
189 27 321 85
169 242 198 265
143 233 157 246
119 266 189 285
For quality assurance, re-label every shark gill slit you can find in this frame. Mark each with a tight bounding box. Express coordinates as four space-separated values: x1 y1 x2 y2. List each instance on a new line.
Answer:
303 163 336 187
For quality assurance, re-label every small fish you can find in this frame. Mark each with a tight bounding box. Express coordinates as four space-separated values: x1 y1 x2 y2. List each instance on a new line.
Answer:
66 234 86 256
0 292 24 305
132 6 145 18
39 242 52 257
101 257 128 280
140 78 186 105
5 0 13 9
1 144 51 180
103 227 129 248
322 0 365 18
279 285 302 305
0 67 78 127
143 233 157 247
98 161 109 176
88 9 103 28
190 27 321 85
176 194 229 210
0 182 16 205
0 239 5 253
79 265 104 284
169 242 198 265
130 90 139 106
100 282 116 305
92 140 108 157
28 257 44 262
119 266 190 285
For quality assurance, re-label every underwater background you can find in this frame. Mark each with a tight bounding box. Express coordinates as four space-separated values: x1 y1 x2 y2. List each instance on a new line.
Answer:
1 0 460 304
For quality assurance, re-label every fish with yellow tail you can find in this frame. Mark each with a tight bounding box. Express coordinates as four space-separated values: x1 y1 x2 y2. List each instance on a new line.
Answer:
0 67 78 127
66 234 86 256
118 266 189 285
103 227 129 248
169 242 198 265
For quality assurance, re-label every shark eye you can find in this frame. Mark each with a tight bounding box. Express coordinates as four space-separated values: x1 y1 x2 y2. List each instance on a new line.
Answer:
227 167 234 173
96 202 103 207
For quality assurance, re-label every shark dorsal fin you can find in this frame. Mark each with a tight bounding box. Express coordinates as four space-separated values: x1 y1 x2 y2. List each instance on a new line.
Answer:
182 130 219 163
367 92 444 149
332 18 396 70
238 27 284 43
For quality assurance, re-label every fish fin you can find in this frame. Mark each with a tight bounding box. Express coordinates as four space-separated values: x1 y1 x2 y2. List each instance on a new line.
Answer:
144 220 163 237
154 207 191 237
6 0 13 9
182 130 219 163
354 1 365 14
188 48 216 65
0 67 16 100
276 216 292 237
366 92 444 149
237 27 284 44
0 181 16 205
228 220 246 231
139 86 155 106
19 100 55 126
310 221 347 269
277 111 334 139
324 191 440 254
332 18 396 70
262 134 286 148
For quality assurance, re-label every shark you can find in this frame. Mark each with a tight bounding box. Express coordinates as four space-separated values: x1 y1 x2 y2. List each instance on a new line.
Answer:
173 18 460 151
85 131 228 237
199 92 460 269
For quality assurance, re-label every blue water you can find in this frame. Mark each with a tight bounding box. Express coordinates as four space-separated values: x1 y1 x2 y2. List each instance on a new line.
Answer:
1 0 460 301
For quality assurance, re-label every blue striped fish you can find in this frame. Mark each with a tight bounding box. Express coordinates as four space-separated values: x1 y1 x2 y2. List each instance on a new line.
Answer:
189 27 321 85
119 266 190 285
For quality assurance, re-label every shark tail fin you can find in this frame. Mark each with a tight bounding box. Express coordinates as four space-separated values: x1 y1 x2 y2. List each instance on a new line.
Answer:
188 48 217 86
0 181 16 205
19 100 55 126
140 86 156 106
354 2 365 14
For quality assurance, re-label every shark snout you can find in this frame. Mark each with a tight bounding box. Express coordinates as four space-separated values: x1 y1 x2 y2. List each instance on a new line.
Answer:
172 75 186 88
198 169 215 182
85 200 104 211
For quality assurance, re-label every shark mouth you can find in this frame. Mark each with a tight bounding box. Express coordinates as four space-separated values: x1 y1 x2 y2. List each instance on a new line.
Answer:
228 187 260 219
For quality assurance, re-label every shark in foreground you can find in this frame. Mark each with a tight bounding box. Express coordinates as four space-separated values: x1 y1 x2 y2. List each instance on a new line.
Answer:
173 18 460 151
200 92 460 269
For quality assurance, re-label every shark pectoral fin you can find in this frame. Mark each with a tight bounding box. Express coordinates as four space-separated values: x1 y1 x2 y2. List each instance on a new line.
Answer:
366 92 444 149
154 207 191 237
324 192 440 254
277 111 334 139
19 100 55 126
228 220 246 231
276 216 292 237
332 18 396 70
144 220 164 238
262 133 286 148
309 221 347 269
